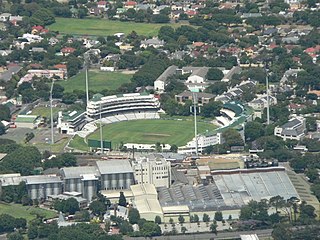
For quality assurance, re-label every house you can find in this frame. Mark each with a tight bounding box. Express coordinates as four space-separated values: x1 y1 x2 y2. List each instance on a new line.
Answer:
97 1 108 11
9 15 23 26
154 65 178 93
61 47 76 56
175 91 215 105
185 67 209 84
140 37 165 49
274 117 306 141
124 1 137 9
248 95 277 118
0 13 11 22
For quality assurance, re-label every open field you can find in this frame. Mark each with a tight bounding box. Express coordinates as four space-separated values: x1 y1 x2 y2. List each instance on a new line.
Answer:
49 18 185 36
0 203 57 222
87 119 217 148
31 107 60 119
60 70 132 93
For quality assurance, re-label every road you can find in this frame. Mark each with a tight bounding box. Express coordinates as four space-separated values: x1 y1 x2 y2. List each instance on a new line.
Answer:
124 228 273 240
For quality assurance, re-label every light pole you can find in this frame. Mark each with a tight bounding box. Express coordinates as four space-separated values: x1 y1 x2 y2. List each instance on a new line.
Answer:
265 61 270 125
50 80 55 145
99 102 103 154
190 93 200 156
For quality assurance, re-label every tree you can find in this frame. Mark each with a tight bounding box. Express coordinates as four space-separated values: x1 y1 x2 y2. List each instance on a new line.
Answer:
1 146 41 175
178 215 185 225
245 121 265 142
222 129 244 147
205 82 228 95
181 226 187 234
154 215 161 224
214 211 223 221
210 223 217 234
7 232 23 240
89 200 106 216
63 198 80 214
0 122 5 136
269 195 285 213
272 224 291 240
118 191 126 207
0 105 10 121
207 68 224 81
62 92 77 104
203 213 210 223
201 100 223 118
128 208 140 224
31 8 55 25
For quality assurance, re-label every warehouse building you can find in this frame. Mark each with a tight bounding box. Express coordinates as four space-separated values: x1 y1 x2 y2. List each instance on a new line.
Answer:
96 160 134 190
60 166 100 201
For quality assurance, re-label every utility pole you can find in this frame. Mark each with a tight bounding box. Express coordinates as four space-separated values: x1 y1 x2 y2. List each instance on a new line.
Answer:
50 80 55 145
99 102 103 154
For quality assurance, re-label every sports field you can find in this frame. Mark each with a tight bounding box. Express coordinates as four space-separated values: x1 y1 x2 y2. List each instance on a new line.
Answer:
60 70 132 92
49 18 184 36
88 119 217 148
0 203 57 222
31 107 60 119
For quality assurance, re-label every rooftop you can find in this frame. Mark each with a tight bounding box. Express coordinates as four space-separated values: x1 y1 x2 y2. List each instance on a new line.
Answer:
61 166 100 179
96 160 133 175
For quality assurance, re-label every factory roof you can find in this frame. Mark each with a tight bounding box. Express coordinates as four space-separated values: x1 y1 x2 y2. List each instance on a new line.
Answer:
134 198 163 215
24 175 62 185
61 166 100 179
96 160 133 174
131 183 157 197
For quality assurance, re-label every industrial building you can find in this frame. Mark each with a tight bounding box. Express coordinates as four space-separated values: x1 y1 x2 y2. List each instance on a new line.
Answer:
96 160 135 190
60 166 100 201
132 154 171 188
0 173 62 200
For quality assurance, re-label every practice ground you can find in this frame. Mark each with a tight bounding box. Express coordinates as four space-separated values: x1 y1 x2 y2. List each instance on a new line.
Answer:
49 18 184 36
69 119 217 150
60 70 132 92
0 203 57 222
31 107 60 119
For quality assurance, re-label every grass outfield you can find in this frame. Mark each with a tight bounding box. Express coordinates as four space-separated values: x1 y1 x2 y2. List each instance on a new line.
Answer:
60 70 132 92
49 18 185 36
88 119 217 148
0 203 57 222
31 107 60 119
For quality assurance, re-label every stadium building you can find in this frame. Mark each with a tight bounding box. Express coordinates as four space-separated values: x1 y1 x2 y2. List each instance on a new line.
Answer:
57 110 86 134
86 93 160 121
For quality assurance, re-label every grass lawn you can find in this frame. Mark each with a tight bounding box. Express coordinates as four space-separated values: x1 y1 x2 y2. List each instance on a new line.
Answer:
60 70 132 93
0 203 57 222
49 17 185 36
69 135 90 151
34 137 70 153
31 107 60 119
88 119 217 148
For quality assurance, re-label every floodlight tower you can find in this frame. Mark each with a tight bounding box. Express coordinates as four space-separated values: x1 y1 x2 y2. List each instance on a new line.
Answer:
84 53 90 107
50 80 55 145
99 102 103 154
265 60 270 125
191 92 200 156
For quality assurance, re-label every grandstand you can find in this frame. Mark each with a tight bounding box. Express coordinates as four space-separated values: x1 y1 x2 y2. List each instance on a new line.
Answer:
86 93 160 119
216 102 244 127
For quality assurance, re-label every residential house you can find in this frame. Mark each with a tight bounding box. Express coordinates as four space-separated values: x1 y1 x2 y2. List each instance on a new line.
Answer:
274 116 306 141
61 47 76 56
248 95 277 118
0 13 11 22
175 91 215 105
97 1 108 11
124 1 137 9
140 37 165 49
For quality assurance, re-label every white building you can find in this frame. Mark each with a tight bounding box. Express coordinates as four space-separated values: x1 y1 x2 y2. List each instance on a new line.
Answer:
178 133 222 154
132 155 171 188
248 95 277 118
57 110 86 134
274 116 306 141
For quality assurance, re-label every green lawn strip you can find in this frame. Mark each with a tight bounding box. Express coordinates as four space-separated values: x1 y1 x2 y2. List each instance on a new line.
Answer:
49 17 185 36
0 203 57 222
88 119 217 147
60 71 132 92
68 135 89 151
